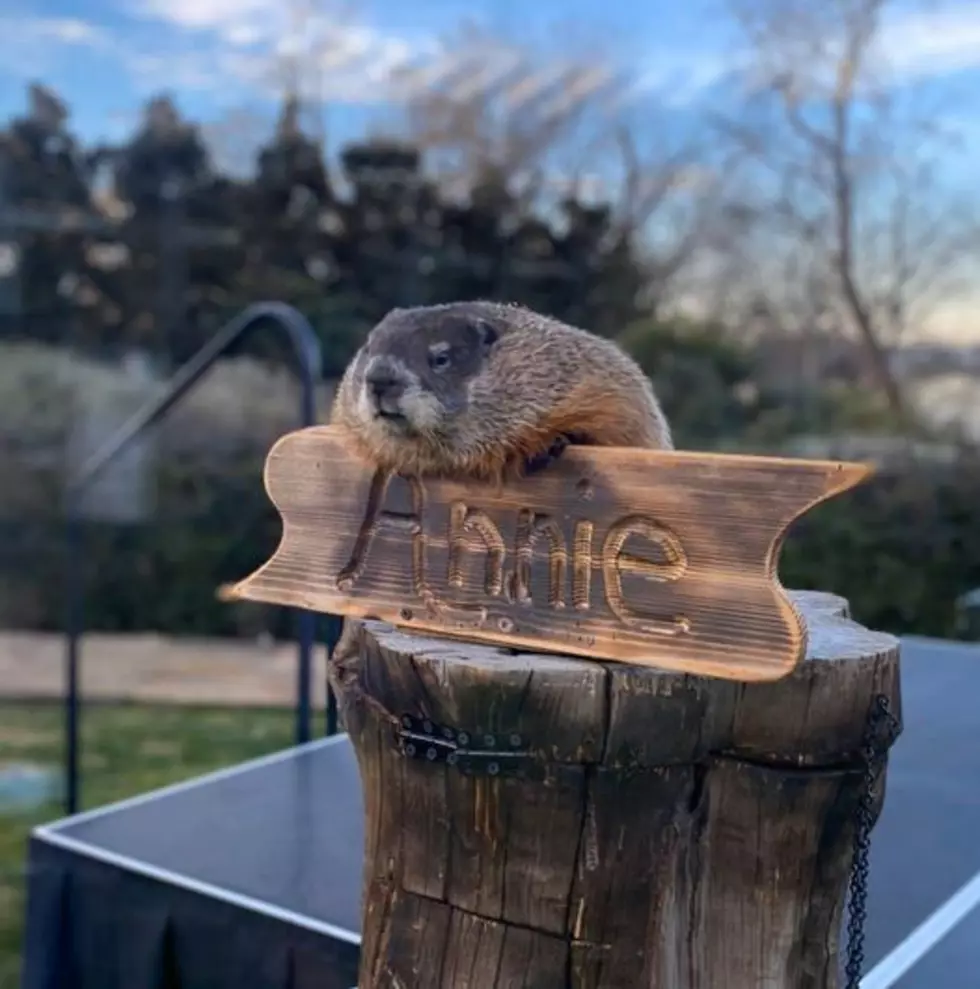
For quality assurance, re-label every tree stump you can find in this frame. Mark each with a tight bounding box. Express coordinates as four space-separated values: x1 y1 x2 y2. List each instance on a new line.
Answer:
330 590 901 989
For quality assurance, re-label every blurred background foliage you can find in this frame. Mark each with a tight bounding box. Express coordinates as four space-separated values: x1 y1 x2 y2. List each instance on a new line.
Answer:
1 64 979 642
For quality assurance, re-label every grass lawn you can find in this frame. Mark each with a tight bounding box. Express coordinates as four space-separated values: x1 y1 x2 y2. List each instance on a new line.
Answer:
0 700 299 989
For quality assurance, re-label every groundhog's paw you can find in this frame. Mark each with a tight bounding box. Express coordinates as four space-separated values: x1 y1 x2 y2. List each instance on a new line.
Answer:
523 434 570 475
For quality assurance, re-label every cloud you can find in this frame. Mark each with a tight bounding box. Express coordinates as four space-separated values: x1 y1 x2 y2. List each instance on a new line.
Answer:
6 1 980 123
633 50 735 106
0 3 433 108
8 16 108 45
126 0 433 104
136 0 273 34
0 15 111 77
878 3 980 82
635 1 980 108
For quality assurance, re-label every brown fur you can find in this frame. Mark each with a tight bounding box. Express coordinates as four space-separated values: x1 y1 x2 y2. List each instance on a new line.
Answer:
327 301 673 670
330 300 672 482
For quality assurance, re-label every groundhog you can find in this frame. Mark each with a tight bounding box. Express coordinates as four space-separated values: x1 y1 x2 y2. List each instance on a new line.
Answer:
326 301 673 669
330 299 673 481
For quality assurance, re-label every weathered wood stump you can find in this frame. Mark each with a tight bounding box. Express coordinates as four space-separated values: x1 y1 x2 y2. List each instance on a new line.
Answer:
330 590 901 989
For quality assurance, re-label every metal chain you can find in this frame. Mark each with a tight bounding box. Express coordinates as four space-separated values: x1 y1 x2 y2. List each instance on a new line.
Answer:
844 694 901 989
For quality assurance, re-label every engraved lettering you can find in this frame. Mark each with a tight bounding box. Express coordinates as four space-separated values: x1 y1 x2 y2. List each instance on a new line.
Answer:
338 478 689 637
572 520 594 611
602 516 689 635
336 470 430 601
514 510 567 608
447 502 505 596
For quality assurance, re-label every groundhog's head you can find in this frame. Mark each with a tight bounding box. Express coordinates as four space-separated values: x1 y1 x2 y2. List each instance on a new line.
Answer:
350 304 501 438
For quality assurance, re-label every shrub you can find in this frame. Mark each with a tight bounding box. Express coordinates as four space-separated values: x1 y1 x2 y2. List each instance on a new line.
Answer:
780 460 980 638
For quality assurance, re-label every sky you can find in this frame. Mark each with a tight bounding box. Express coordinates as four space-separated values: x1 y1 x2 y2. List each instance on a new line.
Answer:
1 0 979 340
4 0 980 146
0 0 750 147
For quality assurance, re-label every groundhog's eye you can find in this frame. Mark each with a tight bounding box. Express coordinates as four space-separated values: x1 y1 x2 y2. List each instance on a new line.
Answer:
428 345 452 371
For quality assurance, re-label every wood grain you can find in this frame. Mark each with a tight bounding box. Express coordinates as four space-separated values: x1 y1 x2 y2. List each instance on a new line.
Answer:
225 424 872 681
334 591 902 989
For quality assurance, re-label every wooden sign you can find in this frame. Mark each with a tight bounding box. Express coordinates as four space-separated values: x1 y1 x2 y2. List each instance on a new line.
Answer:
224 425 871 681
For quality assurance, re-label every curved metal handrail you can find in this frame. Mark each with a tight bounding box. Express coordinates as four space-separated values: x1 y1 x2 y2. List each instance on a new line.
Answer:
65 303 321 494
63 302 324 814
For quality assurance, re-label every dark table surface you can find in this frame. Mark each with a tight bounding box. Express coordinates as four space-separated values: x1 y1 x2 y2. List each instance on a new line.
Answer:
22 635 980 989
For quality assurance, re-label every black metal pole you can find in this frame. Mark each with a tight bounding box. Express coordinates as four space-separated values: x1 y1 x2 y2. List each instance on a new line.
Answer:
63 513 82 814
292 324 319 746
294 610 314 745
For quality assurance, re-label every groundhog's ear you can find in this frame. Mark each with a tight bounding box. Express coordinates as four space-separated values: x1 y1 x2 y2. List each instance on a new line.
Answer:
474 318 498 352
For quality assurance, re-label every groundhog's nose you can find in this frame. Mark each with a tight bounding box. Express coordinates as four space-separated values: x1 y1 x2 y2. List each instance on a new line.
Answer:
365 359 406 414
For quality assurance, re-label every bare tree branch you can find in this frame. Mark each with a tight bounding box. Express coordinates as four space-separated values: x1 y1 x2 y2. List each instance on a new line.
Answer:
392 23 718 312
713 0 978 425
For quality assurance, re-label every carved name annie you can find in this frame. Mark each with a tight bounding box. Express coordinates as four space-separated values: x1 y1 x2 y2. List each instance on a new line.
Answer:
336 472 691 639
225 425 872 678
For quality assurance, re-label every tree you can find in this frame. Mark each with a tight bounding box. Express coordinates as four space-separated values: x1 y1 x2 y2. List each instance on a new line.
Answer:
620 314 805 447
0 75 655 372
241 95 335 299
396 24 724 327
106 95 246 362
3 84 91 208
713 0 978 426
0 83 98 343
113 96 212 214
400 43 617 207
